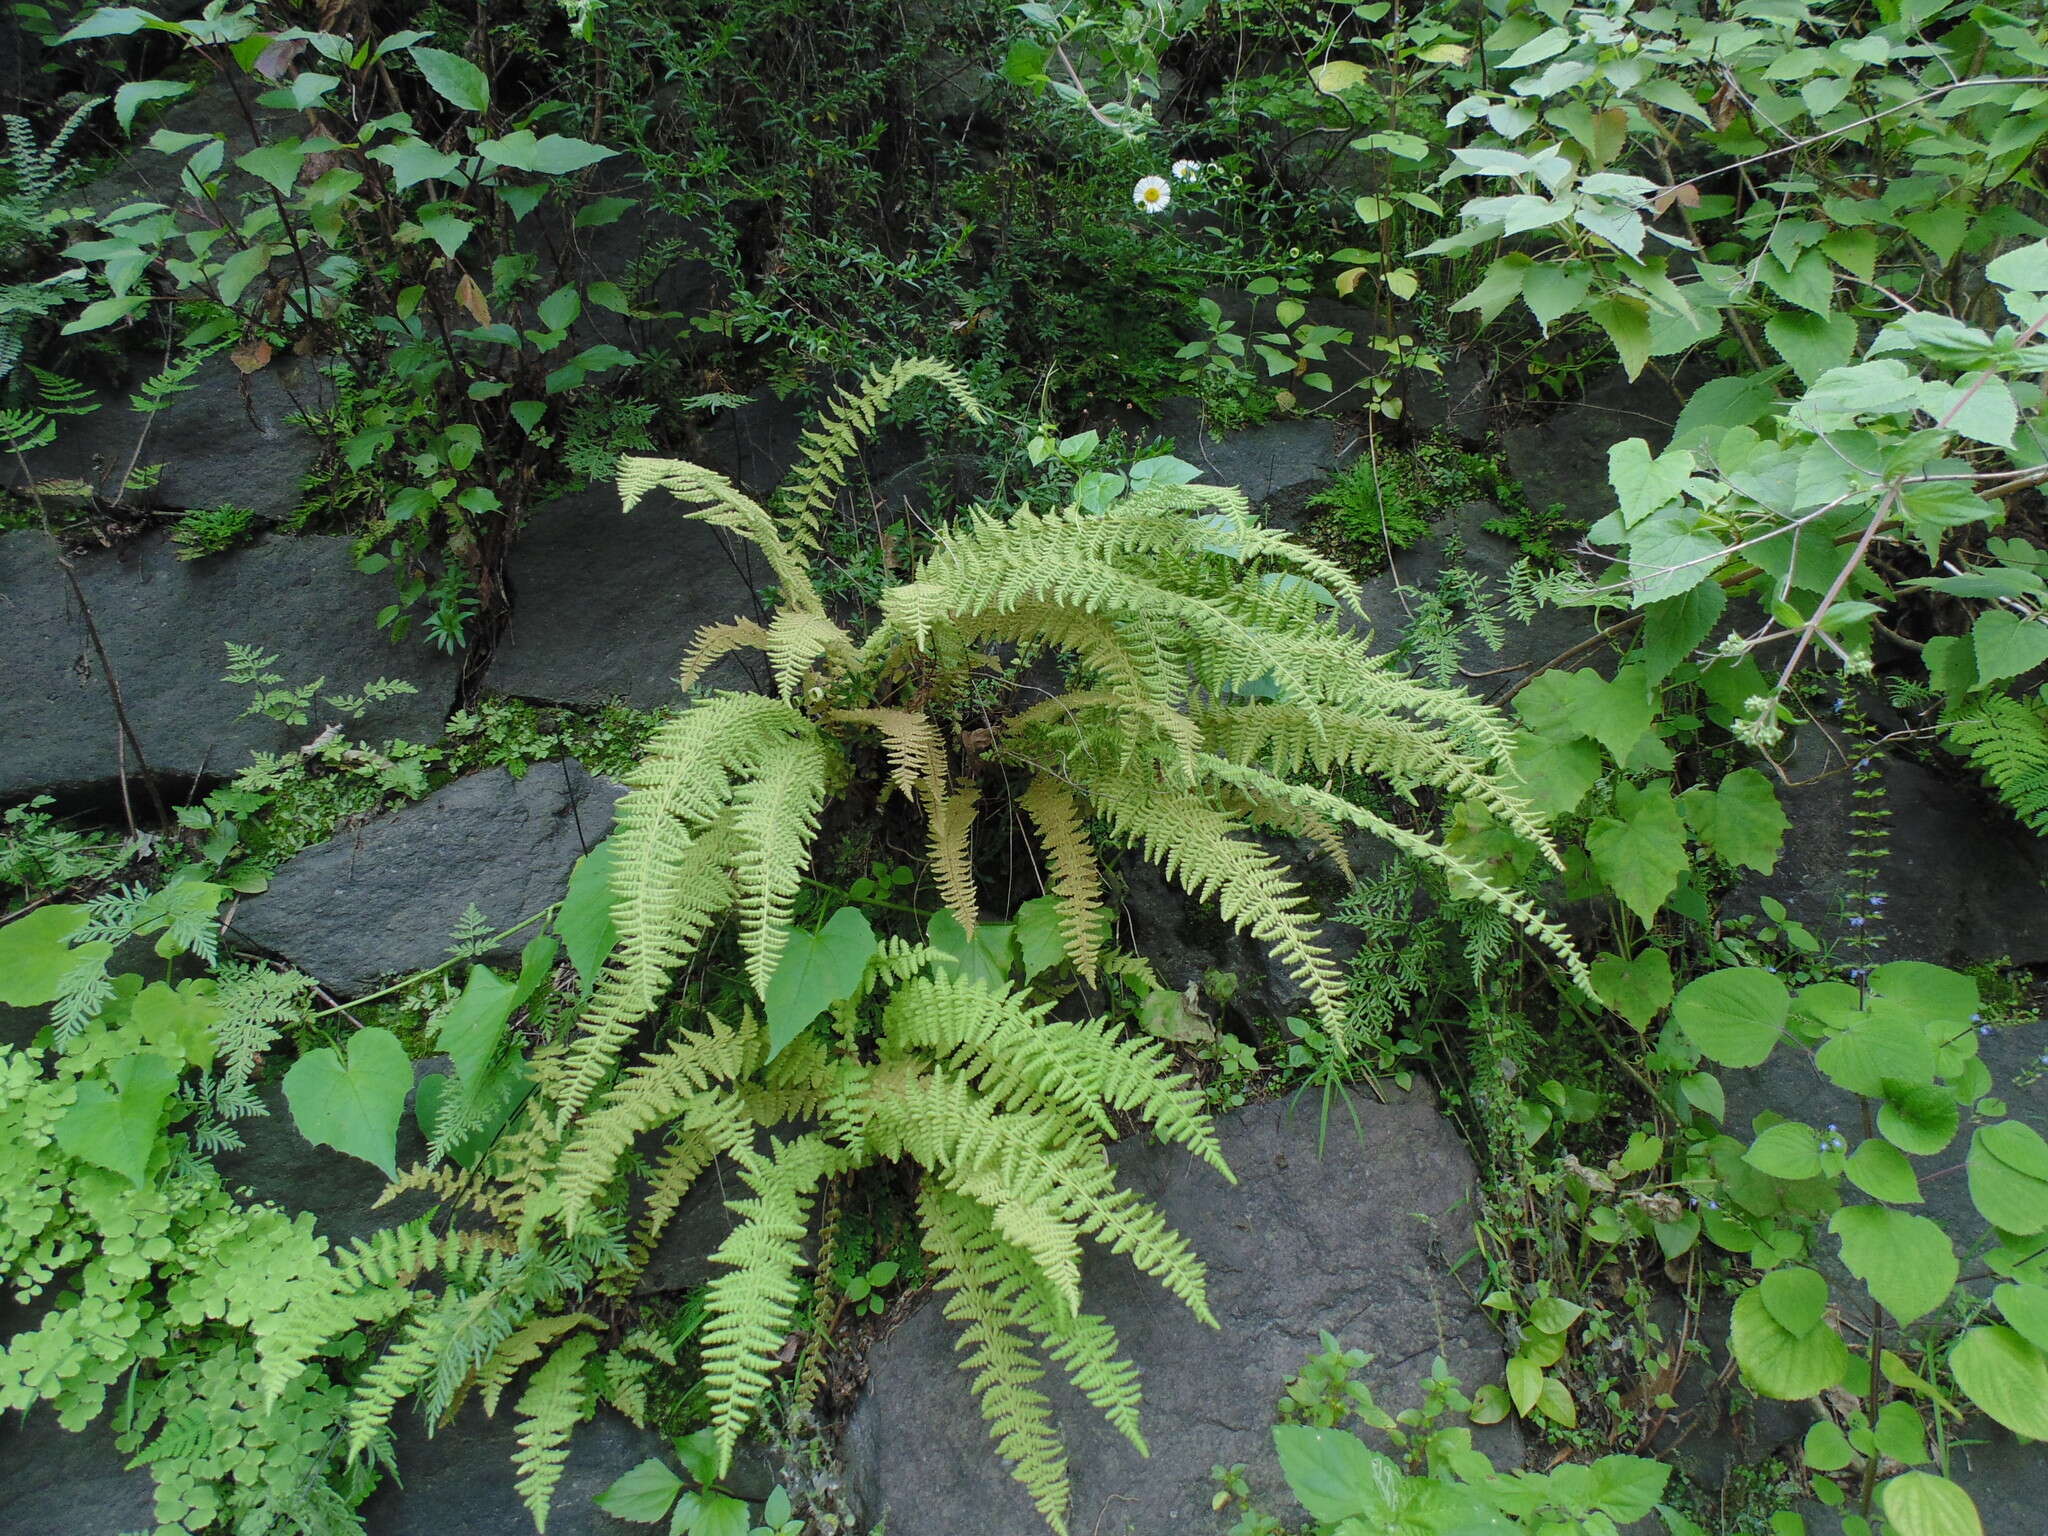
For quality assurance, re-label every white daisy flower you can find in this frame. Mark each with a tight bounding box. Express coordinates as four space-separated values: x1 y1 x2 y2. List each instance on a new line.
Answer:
1132 175 1172 213
1171 159 1204 181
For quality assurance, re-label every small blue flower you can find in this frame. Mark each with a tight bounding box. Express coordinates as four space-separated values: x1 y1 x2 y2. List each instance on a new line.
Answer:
1857 757 1872 770
1766 966 1778 974
1972 1013 1983 1022
1849 916 1865 928
1981 1025 1995 1037
1850 967 1868 981
1832 698 1846 713
1869 895 1886 908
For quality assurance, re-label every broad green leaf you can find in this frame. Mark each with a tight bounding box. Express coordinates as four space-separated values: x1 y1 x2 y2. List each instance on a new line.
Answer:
594 1458 681 1522
1625 512 1725 605
1669 374 1781 451
114 79 192 133
1970 610 2048 689
1746 1121 1823 1180
59 6 160 40
366 138 464 191
762 908 877 1060
1731 1279 1847 1399
1514 667 1654 764
1804 1420 1854 1471
1584 1456 1669 1521
1637 583 1726 687
1589 295 1651 379
1948 1326 2048 1439
1815 1013 1936 1098
1880 1080 1959 1156
555 840 620 989
1831 1206 1956 1325
1311 60 1369 94
1881 1473 1982 1536
1521 263 1591 333
1506 733 1601 816
1926 372 2017 449
0 905 109 1007
1969 1121 2048 1234
416 209 473 258
282 1026 413 1177
1756 248 1833 316
54 1052 181 1187
1674 968 1788 1069
678 1491 751 1536
1867 962 1978 1026
129 982 218 1068
411 46 490 112
1449 254 1532 325
1821 227 1878 282
236 141 307 194
1995 1283 2048 1353
1587 781 1688 923
1985 239 2048 297
1609 438 1697 526
1873 1401 1929 1466
1590 949 1673 1031
1013 896 1067 981
1272 1424 1399 1524
1678 768 1789 875
1845 1138 1922 1204
476 130 616 174
928 910 1016 990
1765 309 1857 386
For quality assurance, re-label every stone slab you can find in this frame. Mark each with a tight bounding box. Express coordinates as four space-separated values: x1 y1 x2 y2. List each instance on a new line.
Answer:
229 761 623 995
0 529 458 804
488 484 770 709
843 1091 1513 1536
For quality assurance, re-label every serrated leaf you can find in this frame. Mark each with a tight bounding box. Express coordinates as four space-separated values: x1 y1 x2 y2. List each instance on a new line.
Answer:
1994 1283 2048 1353
1948 1326 2048 1439
1765 308 1858 386
1970 610 2048 688
0 905 110 1006
1673 968 1788 1068
1587 781 1688 923
1731 1279 1848 1399
1880 1080 1959 1156
282 1026 413 1177
1746 1121 1823 1180
412 46 490 112
1506 733 1601 816
1969 1121 2048 1234
1845 1138 1922 1204
1678 768 1789 874
476 130 616 174
1831 1206 1956 1325
1881 1473 1982 1536
595 1458 682 1522
114 79 192 133
1272 1424 1400 1524
1590 948 1673 1031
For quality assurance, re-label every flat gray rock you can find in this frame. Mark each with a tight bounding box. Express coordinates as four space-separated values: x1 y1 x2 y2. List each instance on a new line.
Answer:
1729 724 2048 970
1151 399 1350 532
0 529 457 804
4 354 333 522
362 1402 665 1536
843 1091 1512 1536
488 485 768 709
0 1410 158 1536
230 761 623 995
1502 367 1693 527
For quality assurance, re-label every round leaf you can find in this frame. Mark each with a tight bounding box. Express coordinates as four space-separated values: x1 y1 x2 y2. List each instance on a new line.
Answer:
1948 1326 2048 1439
1881 1473 1982 1536
1845 1138 1923 1204
1674 968 1789 1068
1969 1121 2048 1234
1830 1206 1956 1325
1731 1284 1848 1400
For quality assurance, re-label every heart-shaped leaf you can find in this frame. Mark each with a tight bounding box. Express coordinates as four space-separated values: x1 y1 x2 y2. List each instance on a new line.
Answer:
55 1052 182 1186
283 1027 413 1176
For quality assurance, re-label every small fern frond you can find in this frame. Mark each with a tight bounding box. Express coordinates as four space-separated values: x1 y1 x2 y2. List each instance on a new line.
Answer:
617 456 823 615
511 1333 597 1533
776 358 987 555
928 781 981 937
730 730 834 999
1017 775 1109 981
679 617 774 692
478 1314 600 1418
700 1133 844 1472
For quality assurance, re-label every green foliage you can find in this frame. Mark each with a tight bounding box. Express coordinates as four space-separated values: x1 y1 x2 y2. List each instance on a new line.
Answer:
1309 438 1515 563
171 504 260 560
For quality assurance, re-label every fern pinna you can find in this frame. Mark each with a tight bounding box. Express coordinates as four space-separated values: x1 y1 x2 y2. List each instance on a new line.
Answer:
518 358 1587 1527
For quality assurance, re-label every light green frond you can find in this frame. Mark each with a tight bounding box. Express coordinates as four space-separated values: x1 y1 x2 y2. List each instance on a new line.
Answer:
762 610 860 698
700 1133 845 1472
616 455 823 615
477 1314 600 1418
1017 776 1108 981
730 730 833 999
678 617 774 692
776 357 987 555
510 1333 597 1533
1196 753 1592 1002
1087 774 1349 1030
917 1185 1072 1536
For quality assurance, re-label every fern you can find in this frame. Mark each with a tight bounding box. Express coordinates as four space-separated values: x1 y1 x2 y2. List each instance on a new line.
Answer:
511 1333 598 1532
1944 688 2048 834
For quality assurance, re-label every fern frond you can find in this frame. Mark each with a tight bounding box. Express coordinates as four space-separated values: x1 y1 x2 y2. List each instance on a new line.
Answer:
679 617 774 692
700 1133 844 1472
617 456 824 615
762 611 860 697
928 781 981 936
1087 774 1348 1029
730 730 833 999
476 1314 599 1418
917 1186 1071 1535
830 707 950 803
776 358 988 555
1018 777 1108 981
511 1333 597 1533
624 1129 718 1277
1945 691 2048 834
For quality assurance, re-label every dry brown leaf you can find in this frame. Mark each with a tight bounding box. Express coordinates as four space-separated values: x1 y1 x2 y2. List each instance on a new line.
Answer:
454 273 490 327
230 337 274 374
